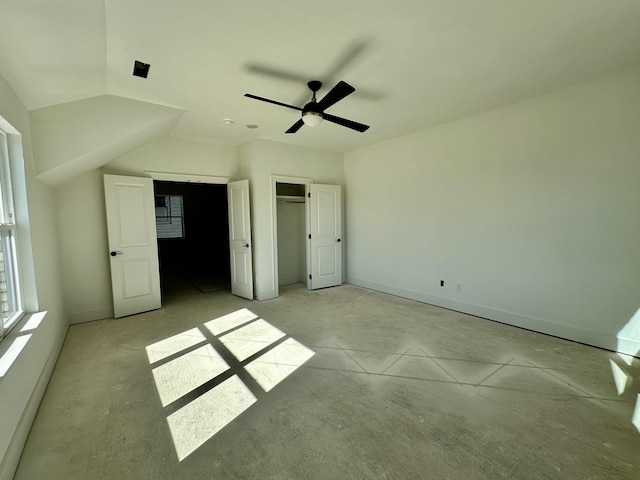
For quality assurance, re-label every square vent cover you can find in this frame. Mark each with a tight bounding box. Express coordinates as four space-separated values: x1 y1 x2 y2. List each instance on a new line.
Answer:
133 60 150 78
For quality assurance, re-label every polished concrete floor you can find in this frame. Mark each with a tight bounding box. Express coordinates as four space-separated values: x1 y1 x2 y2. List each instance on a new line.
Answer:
14 281 640 479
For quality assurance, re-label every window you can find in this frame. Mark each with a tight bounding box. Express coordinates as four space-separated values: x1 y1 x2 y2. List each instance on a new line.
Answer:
155 194 185 239
0 130 23 341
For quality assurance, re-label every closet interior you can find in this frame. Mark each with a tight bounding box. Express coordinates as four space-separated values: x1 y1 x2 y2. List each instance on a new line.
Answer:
276 182 307 286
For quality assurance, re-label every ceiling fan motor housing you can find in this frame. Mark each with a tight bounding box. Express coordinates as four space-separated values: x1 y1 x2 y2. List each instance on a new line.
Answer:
303 101 322 115
307 80 322 92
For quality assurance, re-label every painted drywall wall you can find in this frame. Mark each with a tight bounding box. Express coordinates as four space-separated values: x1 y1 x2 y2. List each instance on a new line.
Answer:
239 139 344 300
56 169 113 323
59 136 339 317
106 136 238 178
56 137 239 323
30 95 184 186
0 73 67 480
344 68 640 353
277 201 306 285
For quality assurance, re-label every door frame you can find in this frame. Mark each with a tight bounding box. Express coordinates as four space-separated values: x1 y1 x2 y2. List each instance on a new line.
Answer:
145 171 231 185
270 175 313 298
145 172 237 296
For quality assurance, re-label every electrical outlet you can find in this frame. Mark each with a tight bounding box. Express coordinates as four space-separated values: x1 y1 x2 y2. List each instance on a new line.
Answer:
456 283 462 293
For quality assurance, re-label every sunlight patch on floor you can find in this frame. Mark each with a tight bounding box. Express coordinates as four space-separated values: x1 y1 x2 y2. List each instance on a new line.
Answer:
219 319 286 361
609 359 632 396
245 338 316 392
146 327 207 364
633 395 640 434
615 307 640 433
167 374 257 461
152 344 230 407
204 307 258 336
617 308 640 358
147 308 315 461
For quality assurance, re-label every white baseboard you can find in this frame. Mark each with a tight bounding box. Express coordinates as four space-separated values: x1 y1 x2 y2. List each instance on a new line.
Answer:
347 277 620 354
68 307 114 325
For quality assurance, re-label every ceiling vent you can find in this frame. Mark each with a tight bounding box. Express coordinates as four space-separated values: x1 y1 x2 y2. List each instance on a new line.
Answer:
133 60 150 78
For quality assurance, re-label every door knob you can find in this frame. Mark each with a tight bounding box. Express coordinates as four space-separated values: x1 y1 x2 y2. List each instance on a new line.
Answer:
336 238 341 242
242 243 250 248
110 251 123 256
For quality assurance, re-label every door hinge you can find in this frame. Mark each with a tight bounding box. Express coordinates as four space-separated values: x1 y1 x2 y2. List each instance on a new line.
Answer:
308 234 311 239
309 274 312 280
307 192 311 198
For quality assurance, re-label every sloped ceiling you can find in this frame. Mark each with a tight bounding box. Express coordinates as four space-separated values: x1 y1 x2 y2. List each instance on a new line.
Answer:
0 0 107 109
30 95 184 184
1 0 640 157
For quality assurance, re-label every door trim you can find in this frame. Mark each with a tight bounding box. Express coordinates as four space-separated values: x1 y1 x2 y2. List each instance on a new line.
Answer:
145 172 230 184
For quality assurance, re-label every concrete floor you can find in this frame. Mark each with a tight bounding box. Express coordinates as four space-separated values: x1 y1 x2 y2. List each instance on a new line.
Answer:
14 281 640 479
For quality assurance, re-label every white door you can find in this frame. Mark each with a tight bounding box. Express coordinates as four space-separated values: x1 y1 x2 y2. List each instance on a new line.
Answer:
104 174 161 318
227 180 254 299
307 184 342 290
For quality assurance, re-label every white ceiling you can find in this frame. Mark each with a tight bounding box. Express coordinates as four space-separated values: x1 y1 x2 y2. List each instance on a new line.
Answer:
1 0 639 153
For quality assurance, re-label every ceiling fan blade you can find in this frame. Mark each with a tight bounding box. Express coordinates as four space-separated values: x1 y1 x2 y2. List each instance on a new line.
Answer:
245 93 302 111
245 63 310 84
317 81 355 111
285 119 305 134
324 40 369 79
323 113 369 132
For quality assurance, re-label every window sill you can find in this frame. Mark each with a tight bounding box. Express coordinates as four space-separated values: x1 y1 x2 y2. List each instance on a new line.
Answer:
0 311 46 379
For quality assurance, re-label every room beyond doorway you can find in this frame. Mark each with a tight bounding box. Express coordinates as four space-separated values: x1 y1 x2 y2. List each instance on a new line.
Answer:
153 181 230 298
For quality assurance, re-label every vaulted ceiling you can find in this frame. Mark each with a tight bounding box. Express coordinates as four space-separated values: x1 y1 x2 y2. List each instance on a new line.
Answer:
1 0 639 154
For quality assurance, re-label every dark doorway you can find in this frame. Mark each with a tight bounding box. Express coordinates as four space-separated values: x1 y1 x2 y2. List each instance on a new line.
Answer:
153 181 230 297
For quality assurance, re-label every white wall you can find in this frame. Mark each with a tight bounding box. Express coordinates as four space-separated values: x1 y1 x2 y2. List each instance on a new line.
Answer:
0 73 67 480
30 95 184 185
344 68 640 353
277 201 306 285
56 136 239 323
56 169 112 323
240 139 344 300
57 135 343 320
105 136 238 178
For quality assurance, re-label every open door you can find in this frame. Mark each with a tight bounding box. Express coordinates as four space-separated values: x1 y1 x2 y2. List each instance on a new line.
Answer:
104 174 161 318
227 180 254 299
307 184 342 290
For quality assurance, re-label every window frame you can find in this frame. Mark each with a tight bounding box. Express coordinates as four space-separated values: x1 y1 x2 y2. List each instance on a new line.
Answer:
0 129 24 341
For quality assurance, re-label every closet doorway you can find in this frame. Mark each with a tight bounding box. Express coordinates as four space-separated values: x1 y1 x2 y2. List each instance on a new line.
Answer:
154 180 231 297
272 176 312 296
276 182 307 286
272 175 344 297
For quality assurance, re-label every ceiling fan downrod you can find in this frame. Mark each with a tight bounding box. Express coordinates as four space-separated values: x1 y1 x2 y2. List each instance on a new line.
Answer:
303 80 323 126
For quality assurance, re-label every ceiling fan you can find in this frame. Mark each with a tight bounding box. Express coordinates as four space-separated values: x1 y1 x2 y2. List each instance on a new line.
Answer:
245 80 369 134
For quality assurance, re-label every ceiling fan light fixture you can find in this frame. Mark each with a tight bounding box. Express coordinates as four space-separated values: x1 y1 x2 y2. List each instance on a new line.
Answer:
302 111 323 127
